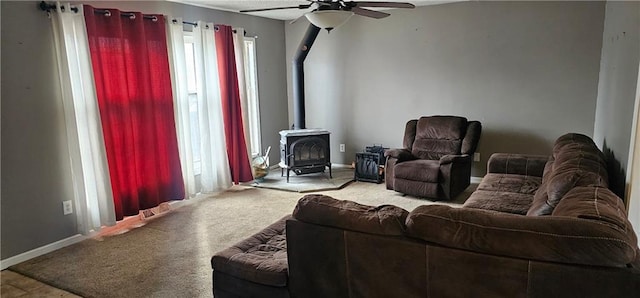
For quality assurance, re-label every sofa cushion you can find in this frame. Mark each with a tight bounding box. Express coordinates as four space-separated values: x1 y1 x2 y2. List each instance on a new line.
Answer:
552 133 598 157
476 173 542 195
528 133 608 216
541 159 554 184
394 159 440 182
554 146 607 174
554 147 606 168
463 190 534 215
293 194 409 236
553 186 635 233
528 167 607 216
463 173 541 214
211 215 290 287
548 165 607 198
529 160 554 214
527 187 552 216
406 204 638 267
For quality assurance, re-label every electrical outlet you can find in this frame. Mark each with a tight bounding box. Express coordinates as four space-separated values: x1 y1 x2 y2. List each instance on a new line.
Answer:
474 152 481 162
63 200 73 215
339 144 346 152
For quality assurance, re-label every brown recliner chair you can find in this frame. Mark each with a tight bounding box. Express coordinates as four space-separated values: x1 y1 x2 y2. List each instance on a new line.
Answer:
385 116 482 200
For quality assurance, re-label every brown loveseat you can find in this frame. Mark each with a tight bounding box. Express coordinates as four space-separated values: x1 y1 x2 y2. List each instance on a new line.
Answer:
212 133 640 297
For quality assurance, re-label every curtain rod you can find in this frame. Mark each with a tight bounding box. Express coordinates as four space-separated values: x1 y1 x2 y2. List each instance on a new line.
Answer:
93 9 160 22
171 19 239 34
40 2 219 29
39 1 77 13
40 1 253 37
39 1 159 21
175 20 198 27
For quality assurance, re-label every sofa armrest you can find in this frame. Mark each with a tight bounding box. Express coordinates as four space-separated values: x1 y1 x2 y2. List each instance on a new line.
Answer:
439 154 470 165
405 204 637 267
384 148 416 162
487 153 549 177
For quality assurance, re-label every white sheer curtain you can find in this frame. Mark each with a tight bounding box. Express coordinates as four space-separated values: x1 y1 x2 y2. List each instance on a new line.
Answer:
195 22 233 192
232 28 254 160
167 19 232 196
167 19 197 196
51 2 116 234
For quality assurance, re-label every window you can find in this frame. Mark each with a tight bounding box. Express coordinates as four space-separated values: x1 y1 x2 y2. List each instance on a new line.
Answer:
184 33 201 174
181 33 261 174
243 37 262 158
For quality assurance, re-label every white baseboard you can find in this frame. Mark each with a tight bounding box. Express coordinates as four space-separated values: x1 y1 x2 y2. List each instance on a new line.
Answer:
471 176 483 184
0 234 87 270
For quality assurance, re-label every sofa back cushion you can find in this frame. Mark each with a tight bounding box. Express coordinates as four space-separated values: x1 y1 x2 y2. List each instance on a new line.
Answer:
527 161 553 216
293 194 409 236
528 133 609 216
553 186 633 232
545 166 607 204
411 116 467 160
552 133 599 156
406 204 637 267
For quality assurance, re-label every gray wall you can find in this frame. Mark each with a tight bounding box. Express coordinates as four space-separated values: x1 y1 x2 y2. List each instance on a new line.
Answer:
1 1 287 260
285 1 605 176
593 0 640 199
1 1 77 260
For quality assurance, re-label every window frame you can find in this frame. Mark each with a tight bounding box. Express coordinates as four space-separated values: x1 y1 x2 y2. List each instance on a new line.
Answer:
243 36 262 158
183 32 202 175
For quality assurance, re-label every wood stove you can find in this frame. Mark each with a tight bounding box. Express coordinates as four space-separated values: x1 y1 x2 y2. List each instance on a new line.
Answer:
279 129 331 182
278 25 332 182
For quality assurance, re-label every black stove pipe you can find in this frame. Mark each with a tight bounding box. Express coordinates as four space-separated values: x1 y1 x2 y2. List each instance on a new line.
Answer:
292 24 321 130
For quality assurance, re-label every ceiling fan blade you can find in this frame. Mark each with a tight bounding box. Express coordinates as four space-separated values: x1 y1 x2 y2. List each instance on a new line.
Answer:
352 2 415 9
312 0 333 6
351 7 390 19
240 4 311 13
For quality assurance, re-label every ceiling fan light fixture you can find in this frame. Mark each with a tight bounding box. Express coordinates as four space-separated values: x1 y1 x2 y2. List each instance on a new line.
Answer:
305 10 354 31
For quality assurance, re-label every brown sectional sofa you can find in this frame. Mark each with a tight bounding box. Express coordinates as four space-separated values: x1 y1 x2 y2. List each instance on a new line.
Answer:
212 133 640 297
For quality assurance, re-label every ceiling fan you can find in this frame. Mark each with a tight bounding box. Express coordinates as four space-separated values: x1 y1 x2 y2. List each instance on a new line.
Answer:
240 1 415 31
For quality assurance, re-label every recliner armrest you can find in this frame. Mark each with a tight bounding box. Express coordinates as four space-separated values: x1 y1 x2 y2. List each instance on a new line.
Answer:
439 154 470 165
384 148 416 162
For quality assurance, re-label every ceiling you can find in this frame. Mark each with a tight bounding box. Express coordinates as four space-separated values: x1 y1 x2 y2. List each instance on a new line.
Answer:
170 0 462 21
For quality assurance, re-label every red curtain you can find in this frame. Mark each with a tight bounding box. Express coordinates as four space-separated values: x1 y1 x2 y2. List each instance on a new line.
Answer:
84 6 184 220
215 25 253 183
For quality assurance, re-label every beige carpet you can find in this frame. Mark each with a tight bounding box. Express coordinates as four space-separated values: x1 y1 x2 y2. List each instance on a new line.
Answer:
9 182 476 298
247 165 355 192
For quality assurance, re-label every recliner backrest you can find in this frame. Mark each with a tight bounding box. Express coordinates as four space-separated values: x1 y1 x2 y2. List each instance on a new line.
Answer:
403 119 419 150
410 116 468 160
